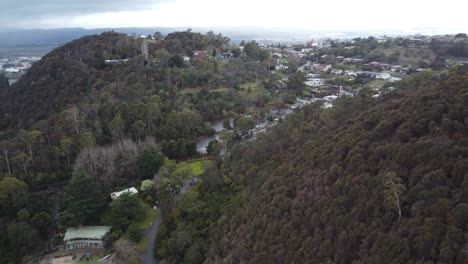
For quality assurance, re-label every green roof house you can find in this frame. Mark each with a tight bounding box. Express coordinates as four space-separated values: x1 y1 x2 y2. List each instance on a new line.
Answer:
64 226 112 250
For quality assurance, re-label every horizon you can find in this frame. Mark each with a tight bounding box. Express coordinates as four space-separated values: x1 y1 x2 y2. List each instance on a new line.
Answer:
2 0 468 34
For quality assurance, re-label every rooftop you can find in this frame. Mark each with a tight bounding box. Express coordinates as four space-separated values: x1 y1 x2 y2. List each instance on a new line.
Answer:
64 226 111 241
110 187 138 200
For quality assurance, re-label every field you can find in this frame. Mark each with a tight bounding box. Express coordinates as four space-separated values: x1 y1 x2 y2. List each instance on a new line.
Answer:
175 158 212 176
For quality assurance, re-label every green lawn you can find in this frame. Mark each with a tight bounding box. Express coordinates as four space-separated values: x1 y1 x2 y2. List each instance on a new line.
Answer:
175 158 212 176
76 255 100 264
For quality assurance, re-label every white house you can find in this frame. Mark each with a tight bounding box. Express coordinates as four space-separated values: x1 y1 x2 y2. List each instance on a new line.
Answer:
304 78 324 87
110 187 139 200
376 72 391 80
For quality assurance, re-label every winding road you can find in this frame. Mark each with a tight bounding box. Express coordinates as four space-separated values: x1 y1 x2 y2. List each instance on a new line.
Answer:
142 179 196 264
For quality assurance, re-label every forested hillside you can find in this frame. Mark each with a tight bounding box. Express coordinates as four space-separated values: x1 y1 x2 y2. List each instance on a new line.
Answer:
154 67 468 263
0 30 274 263
205 67 468 263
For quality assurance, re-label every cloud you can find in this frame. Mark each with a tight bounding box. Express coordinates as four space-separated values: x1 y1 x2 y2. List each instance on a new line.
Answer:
1 0 162 28
0 0 467 32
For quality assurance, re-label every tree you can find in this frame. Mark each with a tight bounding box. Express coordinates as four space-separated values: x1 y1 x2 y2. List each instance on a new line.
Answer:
0 141 12 175
169 55 184 68
207 140 221 157
231 48 241 58
219 129 235 149
212 48 217 57
79 132 97 149
62 170 107 225
6 221 41 262
153 31 164 40
0 72 10 89
66 107 81 136
140 147 165 180
154 48 171 67
105 193 145 231
223 119 232 130
381 171 406 222
126 222 142 242
288 72 306 96
59 137 73 165
141 179 154 193
31 212 51 236
12 152 32 174
156 158 191 199
110 112 125 142
0 177 29 217
235 116 255 135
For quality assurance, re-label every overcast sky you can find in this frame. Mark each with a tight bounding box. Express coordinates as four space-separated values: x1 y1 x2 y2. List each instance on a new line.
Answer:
1 0 467 33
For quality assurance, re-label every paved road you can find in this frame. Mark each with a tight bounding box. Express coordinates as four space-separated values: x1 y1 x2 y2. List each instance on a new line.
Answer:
143 179 196 264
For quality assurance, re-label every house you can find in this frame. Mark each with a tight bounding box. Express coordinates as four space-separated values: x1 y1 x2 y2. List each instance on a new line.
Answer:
274 64 288 71
376 72 391 80
182 56 191 62
339 87 354 97
110 187 138 200
388 76 402 83
336 56 345 62
324 95 338 101
304 78 324 87
306 73 320 78
64 226 112 250
344 70 357 76
296 98 311 105
391 65 402 72
331 69 343 75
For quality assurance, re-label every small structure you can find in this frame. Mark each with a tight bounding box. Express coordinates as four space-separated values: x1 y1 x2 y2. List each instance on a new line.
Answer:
110 187 138 200
64 226 112 250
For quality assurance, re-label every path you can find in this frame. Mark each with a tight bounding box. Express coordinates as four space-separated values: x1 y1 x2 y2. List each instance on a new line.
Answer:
143 179 196 264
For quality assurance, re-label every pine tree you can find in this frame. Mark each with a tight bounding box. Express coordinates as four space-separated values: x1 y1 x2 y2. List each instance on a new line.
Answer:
62 170 106 225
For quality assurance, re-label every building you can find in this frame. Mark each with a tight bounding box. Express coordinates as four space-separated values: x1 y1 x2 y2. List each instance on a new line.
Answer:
64 226 112 250
304 78 324 87
376 72 391 80
110 187 138 200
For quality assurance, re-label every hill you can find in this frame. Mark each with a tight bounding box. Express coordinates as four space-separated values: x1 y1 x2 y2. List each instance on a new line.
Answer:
154 67 468 263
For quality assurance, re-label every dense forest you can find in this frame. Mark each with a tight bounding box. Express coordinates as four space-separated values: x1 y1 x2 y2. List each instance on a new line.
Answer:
0 30 274 263
154 66 468 263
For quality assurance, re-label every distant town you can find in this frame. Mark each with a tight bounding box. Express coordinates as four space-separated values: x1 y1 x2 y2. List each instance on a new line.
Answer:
0 56 41 84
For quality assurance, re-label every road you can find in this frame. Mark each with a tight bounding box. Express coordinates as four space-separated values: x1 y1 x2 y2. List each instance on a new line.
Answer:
143 179 196 264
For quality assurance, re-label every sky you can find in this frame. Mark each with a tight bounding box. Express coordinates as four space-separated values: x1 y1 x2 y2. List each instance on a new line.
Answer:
1 0 467 33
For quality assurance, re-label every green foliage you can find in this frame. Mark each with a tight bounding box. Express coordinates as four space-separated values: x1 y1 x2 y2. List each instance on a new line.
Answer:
62 170 107 225
0 177 29 217
166 67 468 263
235 116 255 134
104 193 145 232
141 179 154 193
126 222 142 242
140 147 165 180
206 140 221 157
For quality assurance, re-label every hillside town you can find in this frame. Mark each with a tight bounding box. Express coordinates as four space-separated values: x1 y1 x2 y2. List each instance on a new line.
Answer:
0 56 41 84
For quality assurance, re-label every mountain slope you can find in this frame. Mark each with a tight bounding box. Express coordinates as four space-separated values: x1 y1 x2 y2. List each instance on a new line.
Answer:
202 68 468 263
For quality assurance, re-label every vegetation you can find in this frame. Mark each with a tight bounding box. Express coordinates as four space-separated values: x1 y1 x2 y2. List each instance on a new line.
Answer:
156 67 468 263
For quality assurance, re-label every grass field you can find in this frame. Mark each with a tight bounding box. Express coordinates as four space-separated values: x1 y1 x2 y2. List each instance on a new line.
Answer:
76 255 100 264
175 158 212 176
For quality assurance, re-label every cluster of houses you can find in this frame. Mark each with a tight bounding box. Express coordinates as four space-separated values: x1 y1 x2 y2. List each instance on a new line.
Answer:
1 56 40 84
